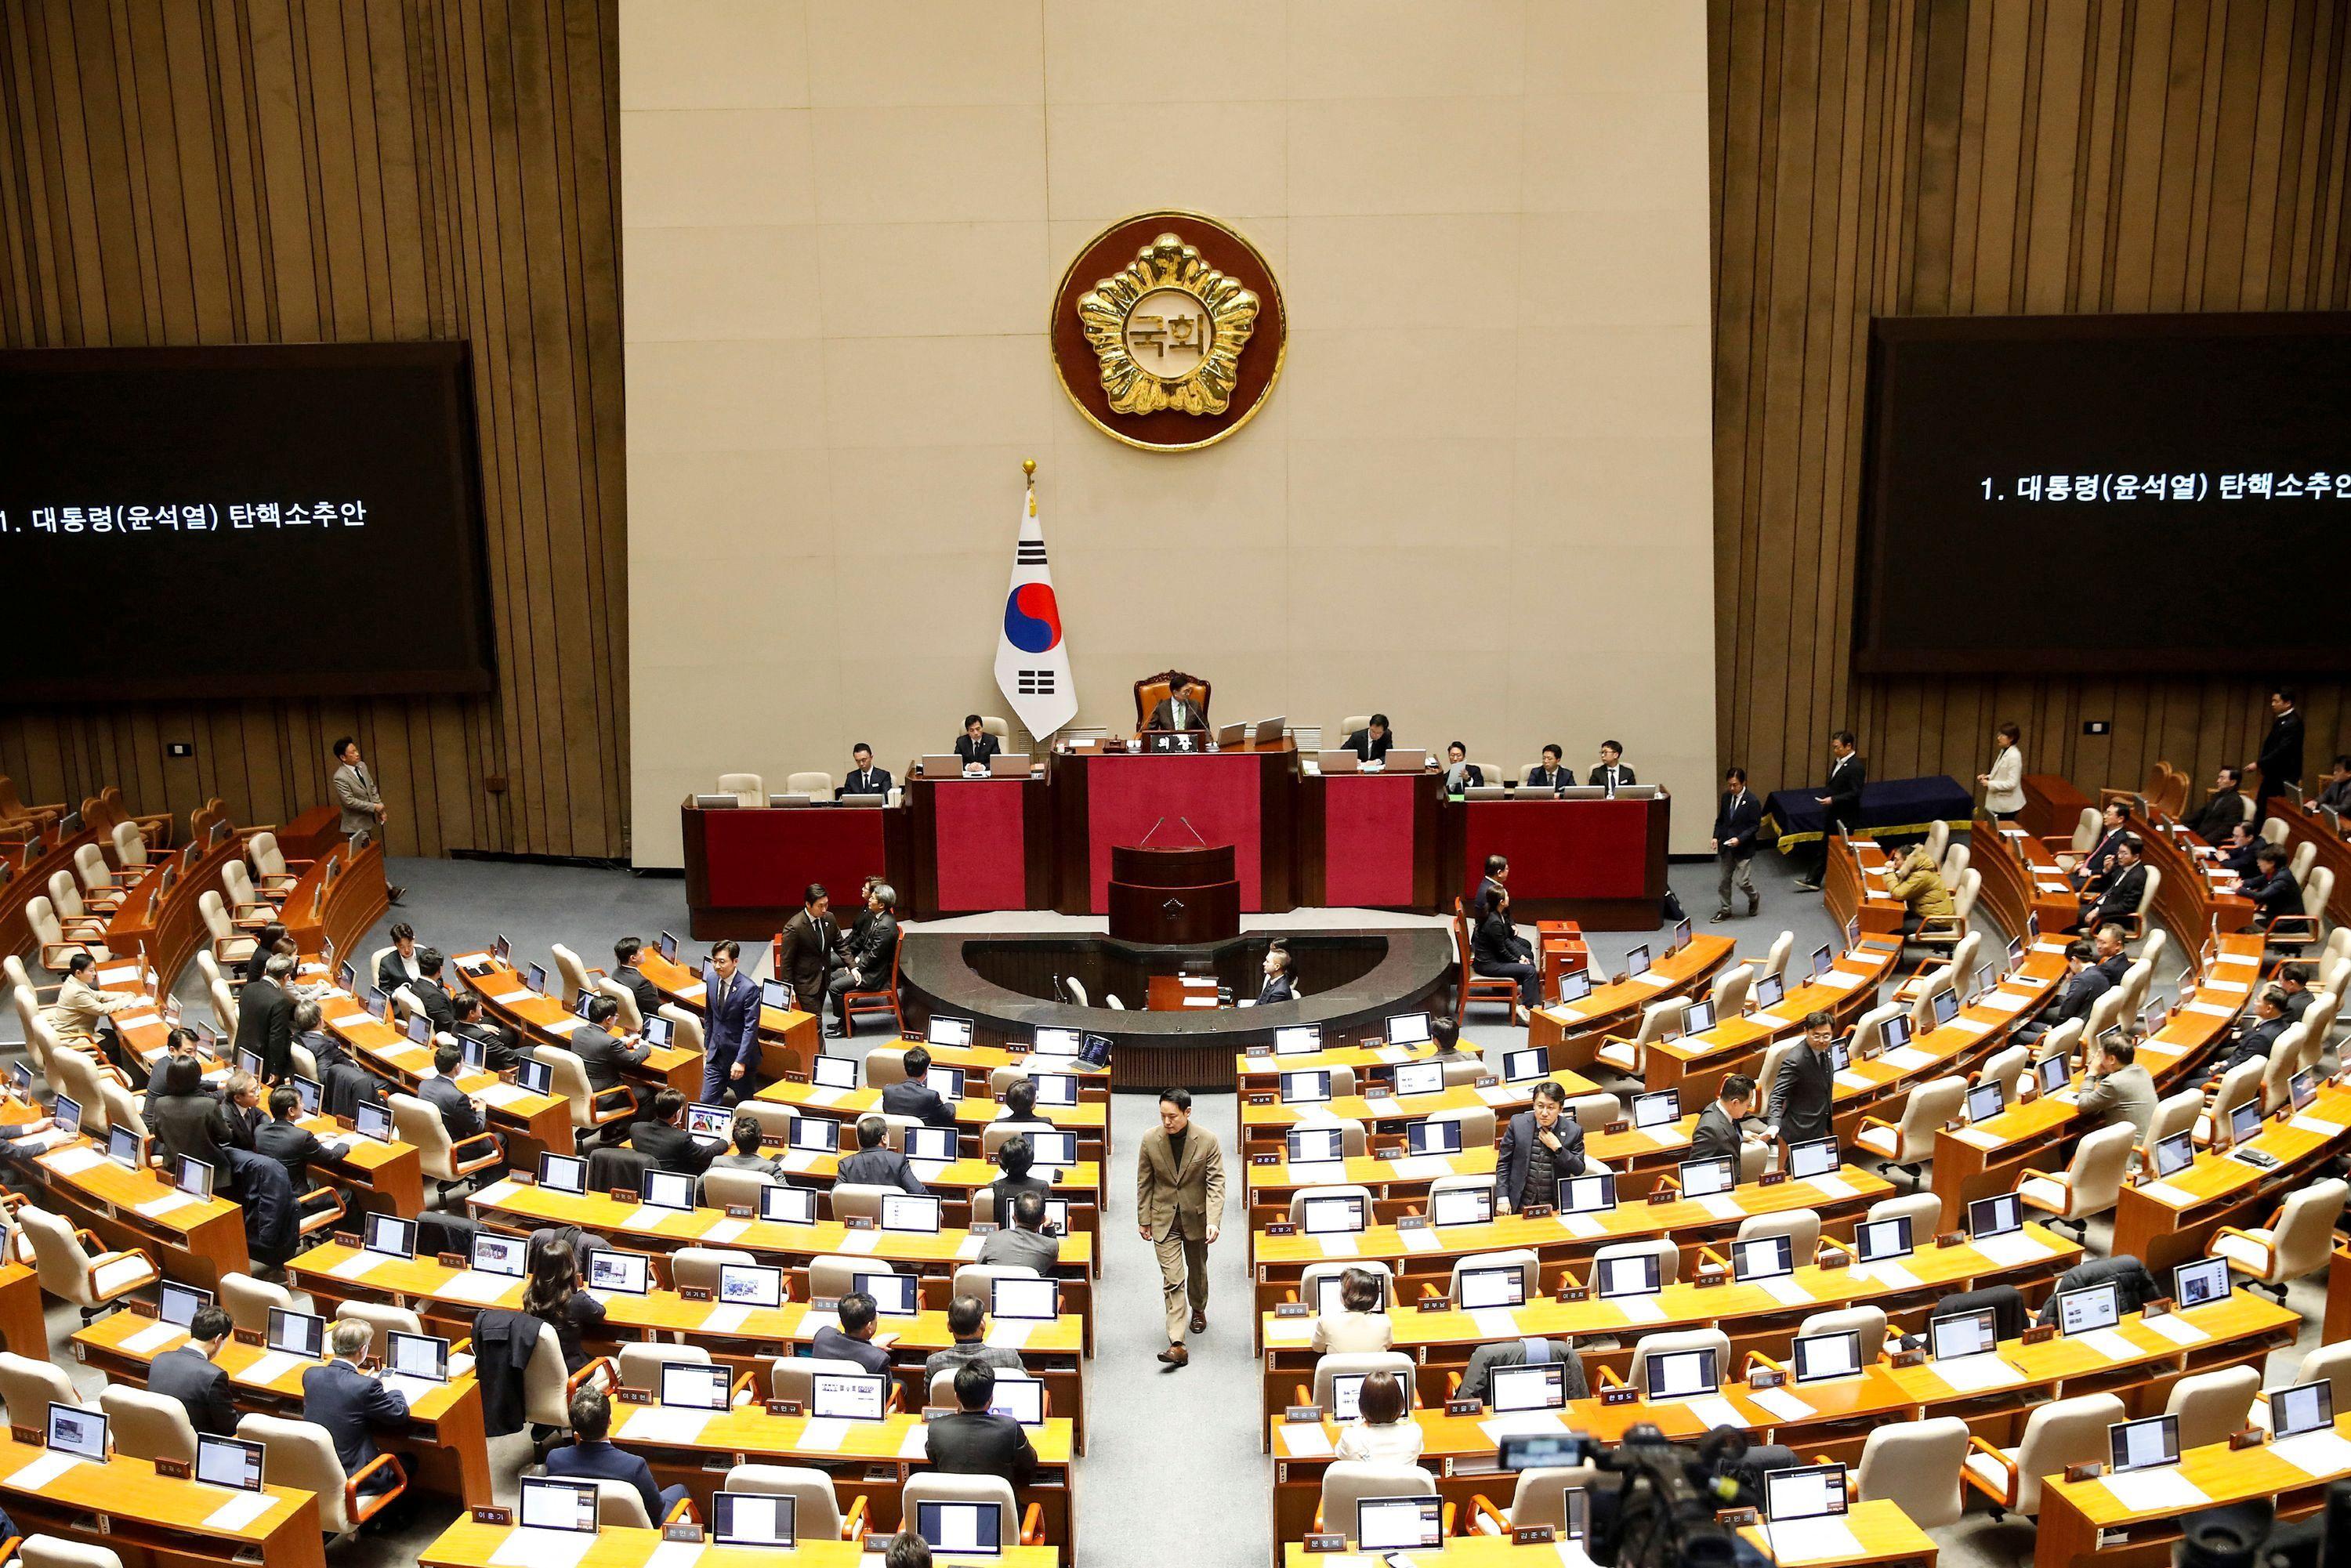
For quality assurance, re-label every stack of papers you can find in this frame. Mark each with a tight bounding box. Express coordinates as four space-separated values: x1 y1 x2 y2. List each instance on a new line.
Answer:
1755 1276 1815 1308
1557 1214 1607 1240
489 1527 596 1568
985 1321 1034 1349
1389 1157 1454 1180
328 1251 385 1280
2270 1428 2351 1476
1749 1386 1816 1422
622 1407 712 1445
1264 1316 1314 1345
44 1146 105 1176
1931 1355 2023 1394
4 1453 78 1491
1615 1296 1668 1325
242 1349 305 1384
486 988 532 1006
121 1319 186 1355
1469 1308 1520 1338
2070 1327 2140 1362
2100 1468 2212 1512
618 1207 672 1233
2291 1114 2348 1137
1846 1261 1920 1291
1809 1174 1857 1200
1761 1518 1867 1564
2135 1180 2195 1206
1971 1231 2049 1268
1285 1161 1346 1185
835 1230 881 1255
1396 1227 1441 1254
2139 1313 2210 1347
1832 1070 1872 1091
136 1192 202 1219
1316 1234 1360 1258
1680 1395 1746 1429
1696 1194 1745 1221
1279 1423 1334 1458
1480 1411 1567 1444
702 1218 750 1244
797 1418 849 1451
1884 1046 1936 1071
699 1304 752 1334
201 1492 279 1531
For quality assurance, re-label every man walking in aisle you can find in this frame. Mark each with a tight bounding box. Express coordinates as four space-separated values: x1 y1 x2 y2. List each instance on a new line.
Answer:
1136 1087 1224 1368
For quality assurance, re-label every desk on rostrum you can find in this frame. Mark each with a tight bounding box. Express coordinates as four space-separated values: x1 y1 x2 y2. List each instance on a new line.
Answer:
424 1519 1061 1568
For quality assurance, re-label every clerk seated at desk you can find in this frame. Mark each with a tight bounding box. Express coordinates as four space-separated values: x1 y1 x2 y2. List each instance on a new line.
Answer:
2219 820 2263 879
1588 741 1636 788
838 743 894 799
1523 745 1570 791
955 715 1001 775
2241 846 2304 927
1886 841 1954 934
1341 714 1393 762
1144 686 1208 733
1252 947 1296 1005
1443 743 1484 793
550 1386 691 1523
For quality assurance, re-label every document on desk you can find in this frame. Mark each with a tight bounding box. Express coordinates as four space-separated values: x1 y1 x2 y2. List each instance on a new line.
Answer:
1695 1194 1744 1221
381 1374 446 1406
698 1304 752 1335
43 1146 105 1176
1806 1174 1857 1201
1759 1518 1866 1564
1278 1423 1335 1458
136 1191 203 1220
328 1251 385 1280
1848 1260 1920 1291
801 1086 852 1107
1749 1012 1793 1030
242 1349 304 1385
1317 1233 1359 1258
122 1318 185 1355
1832 1070 1871 1091
1396 1226 1440 1253
1748 1387 1816 1423
1479 1411 1567 1444
2 1452 77 1491
1883 1046 1936 1071
2074 1328 2140 1362
200 1490 279 1531
897 1421 932 1459
1389 1156 1454 1180
985 1321 1034 1350
2100 1468 2212 1512
643 1542 705 1568
2270 1429 2351 1476
1263 1316 1314 1345
490 1526 596 1568
1680 1395 1745 1430
2139 1311 2210 1347
1950 1016 1999 1037
1631 971 1676 989
702 1218 750 1245
781 1150 824 1174
1476 1085 1521 1107
112 1011 161 1030
1948 1128 2003 1150
1374 1045 1415 1065
618 1206 672 1233
476 1083 530 1109
1929 1354 2025 1394
486 989 534 1007
2204 977 2251 994
473 1179 521 1207
1970 1230 2050 1268
796 1418 849 1451
1614 1295 1668 1325
1285 1161 1347 1186
2134 1180 2195 1207
836 1229 881 1254
2032 940 2071 955
623 1407 712 1446
953 1232 987 1260
2291 1114 2349 1137
1557 1214 1607 1240
1756 1276 1815 1308
1469 1308 1520 1339
2185 1000 2241 1018
97 964 143 985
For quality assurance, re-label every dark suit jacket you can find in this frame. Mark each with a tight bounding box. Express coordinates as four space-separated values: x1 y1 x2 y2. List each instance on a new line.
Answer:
1496 1110 1585 1210
2259 709 2305 791
1444 762 1487 791
955 733 1002 766
150 1344 237 1437
300 1358 410 1491
2088 862 2148 927
1255 972 1296 1005
846 912 900 983
2186 791 2251 844
573 1027 650 1094
255 1117 341 1194
1588 763 1636 788
1822 753 1865 831
882 1079 958 1130
419 1074 484 1142
547 1439 667 1524
1341 727 1391 762
1146 696 1208 732
2078 828 2128 888
2223 840 2263 879
1523 766 1569 790
147 1091 239 1174
924 1409 1037 1487
705 969 761 1072
811 1323 892 1375
614 966 663 1023
2049 965 2114 1025
1714 788 1763 851
1688 1104 1743 1165
632 1118 717 1176
1471 907 1531 967
835 766 894 799
236 977 295 1081
1766 1041 1835 1146
455 1020 522 1073
2226 1015 2291 1073
2244 869 2303 924
838 1146 928 1195
412 983 458 1037
1460 1340 1588 1406
375 951 422 998
779 911 832 1009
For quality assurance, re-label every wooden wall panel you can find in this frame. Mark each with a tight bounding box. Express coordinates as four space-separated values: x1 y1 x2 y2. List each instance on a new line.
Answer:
0 0 628 860
1712 0 2351 809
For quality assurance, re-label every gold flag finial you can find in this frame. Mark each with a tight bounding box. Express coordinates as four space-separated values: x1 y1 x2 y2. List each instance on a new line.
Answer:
1022 458 1037 484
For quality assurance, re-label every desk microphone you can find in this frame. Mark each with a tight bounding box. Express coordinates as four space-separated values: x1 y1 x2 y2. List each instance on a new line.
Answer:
1175 816 1210 847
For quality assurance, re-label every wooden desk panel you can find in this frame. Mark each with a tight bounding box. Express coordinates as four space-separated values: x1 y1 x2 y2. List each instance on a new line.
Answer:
426 1520 1060 1568
31 1136 249 1288
2110 1078 2351 1273
451 954 701 1093
2038 1413 2351 1568
317 990 574 1163
1523 935 1739 1065
0 1432 324 1568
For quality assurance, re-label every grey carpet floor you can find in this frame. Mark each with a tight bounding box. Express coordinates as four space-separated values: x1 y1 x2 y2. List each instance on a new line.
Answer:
5 849 2330 1568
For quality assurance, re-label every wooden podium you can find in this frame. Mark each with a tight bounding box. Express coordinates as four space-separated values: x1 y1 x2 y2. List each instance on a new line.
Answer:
1107 843 1241 945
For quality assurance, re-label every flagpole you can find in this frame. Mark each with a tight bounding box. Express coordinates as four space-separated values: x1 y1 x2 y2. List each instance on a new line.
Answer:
1023 457 1036 487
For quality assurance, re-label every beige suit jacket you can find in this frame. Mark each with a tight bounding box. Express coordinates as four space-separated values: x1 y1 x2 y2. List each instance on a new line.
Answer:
1136 1121 1226 1240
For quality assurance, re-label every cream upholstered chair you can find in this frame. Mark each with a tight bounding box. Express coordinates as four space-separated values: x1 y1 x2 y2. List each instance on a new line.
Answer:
671 1247 755 1293
111 817 150 873
102 1384 199 1464
1449 1248 1540 1303
2262 1024 2312 1110
589 1479 657 1528
2214 1179 2349 1299
18 1204 156 1318
1710 963 1755 1019
523 1318 598 1430
980 716 1009 739
247 831 305 894
46 870 101 930
28 897 107 968
2115 958 2154 1019
770 1355 879 1408
1854 1416 1970 1528
786 772 833 796
980 1119 1054 1158
1904 970 1959 1036
951 1262 1040 1305
1423 1106 1494 1148
1592 1236 1679 1288
1854 1075 1967 1188
21 1538 125 1568
197 890 255 965
1864 1190 1943 1236
861 1045 914 1088
1594 996 1687 1077
551 943 597 1002
1621 1329 1733 1396
1319 1462 1437 1543
1962 1392 2124 1517
335 1302 422 1361
1734 1210 1819 1262
2291 841 2320 883
0 1352 78 1425
903 1473 1041 1549
1339 715 1371 740
2016 1121 2138 1240
220 860 277 919
657 1004 704 1056
827 1183 896 1226
238 1410 406 1538
722 1464 862 1541
1940 841 1970 888
807 1255 891 1302
1742 930 1795 986
2164 1363 2259 1449
699 1165 774 1210
1567 1094 1622 1134
389 1090 502 1201
539 1045 636 1135
1296 1259 1396 1309
717 773 764 808
220 1271 292 1334
1465 1465 1601 1535
616 1342 713 1392
1847 1001 1907 1059
597 976 645 1032
2045 806 2103 871
2143 1088 2204 1157
1977 1042 2031 1100
2199 1057 2266 1143
1796 1305 1889 1356
1922 820 1951 865
1310 1352 1416 1416
72 844 129 909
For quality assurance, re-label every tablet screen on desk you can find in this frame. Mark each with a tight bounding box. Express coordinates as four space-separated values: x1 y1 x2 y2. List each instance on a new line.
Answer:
1356 1497 1442 1552
1597 1254 1660 1299
159 1280 212 1328
925 1066 966 1101
904 1126 956 1164
1386 1012 1433 1046
2173 1255 2231 1309
684 1102 731 1140
538 1152 587 1194
1765 1463 1848 1523
759 979 792 1013
1030 1073 1079 1106
1031 1026 1081 1056
991 1276 1058 1321
194 1433 264 1491
1644 1347 1719 1400
1967 1193 2022 1240
1734 1234 1794 1281
364 1212 415 1258
661 1362 730 1410
1490 1363 1565 1413
712 1491 795 1548
268 1307 325 1358
1457 1263 1524 1309
1560 1173 1616 1215
1631 1090 1679 1129
719 1263 783 1309
1623 945 1652 978
988 1374 1045 1426
1754 972 1784 1009
1965 1081 2005 1123
45 1402 105 1460
917 1500 1002 1556
856 1272 919 1317
788 1117 839 1153
1407 1119 1463 1157
2272 1380 2334 1439
2228 1099 2262 1144
472 1233 525 1279
386 1331 447 1383
1855 1216 1912 1262
641 1016 675 1049
514 1058 552 1096
355 1100 393 1143
761 1185 818 1226
1028 1131 1078 1168
929 1017 974 1048
1280 1070 1331 1104
290 1074 324 1115
177 1155 214 1199
1392 1061 1443 1098
518 1476 599 1533
1792 1329 1863 1384
1273 1025 1323 1056
1302 1194 1366 1235
1678 1155 1735 1198
1929 1308 1997 1361
586 1250 649 1295
2109 1414 2181 1472
812 1053 858 1090
1501 1047 1549 1083
1287 1128 1343 1165
106 1124 142 1167
810 1371 886 1421
2056 1281 2121 1336
881 1193 941 1233
1556 970 1593 1007
1429 1185 1492 1229
1787 1136 1839 1182
1681 999 1715 1035
2151 1131 2195 1177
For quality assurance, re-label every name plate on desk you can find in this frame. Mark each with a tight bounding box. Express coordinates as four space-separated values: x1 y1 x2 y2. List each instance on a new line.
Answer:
6 1426 34 1447
1521 1204 1555 1219
154 1458 191 1479
2020 1324 2056 1345
1446 1398 1480 1416
1646 1188 1675 1205
725 1205 754 1219
1284 1405 1324 1423
615 1388 653 1404
1266 1222 1298 1237
1694 1271 1727 1289
1474 1076 1500 1089
1251 1153 1279 1166
438 1251 468 1269
1514 1526 1559 1545
2142 1296 2175 1316
969 1222 1001 1234
1416 1295 1451 1312
234 1327 264 1347
2063 1461 2104 1483
1302 1534 1345 1554
664 1523 704 1543
1395 1215 1429 1231
1273 1303 1310 1318
1245 1046 1272 1058
679 1287 712 1302
472 1507 514 1526
1749 1367 1784 1390
1601 1387 1639 1407
766 1400 802 1417
2230 1429 2266 1450
125 1298 158 1319
1714 1508 1758 1529
1890 1348 1928 1368
1759 1171 1788 1187
1248 1094 1274 1106
609 1188 638 1204
1936 1230 1965 1248
1361 1084 1392 1099
1560 1286 1589 1302
844 1216 875 1230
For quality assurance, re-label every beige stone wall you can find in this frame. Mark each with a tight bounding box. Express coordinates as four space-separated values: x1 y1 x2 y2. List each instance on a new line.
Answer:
624 0 1715 866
